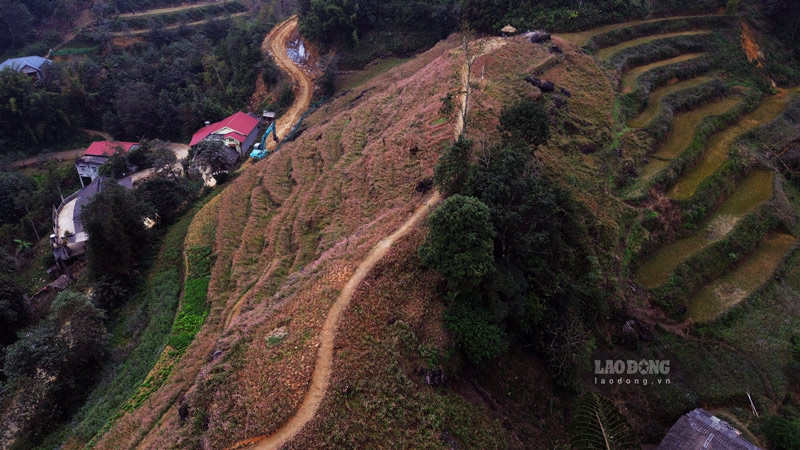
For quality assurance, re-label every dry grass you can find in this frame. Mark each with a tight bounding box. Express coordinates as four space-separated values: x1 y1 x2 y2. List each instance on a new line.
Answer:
92 30 637 448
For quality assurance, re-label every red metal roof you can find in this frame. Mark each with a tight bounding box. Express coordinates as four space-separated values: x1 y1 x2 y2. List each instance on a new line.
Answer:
190 112 260 147
84 141 139 157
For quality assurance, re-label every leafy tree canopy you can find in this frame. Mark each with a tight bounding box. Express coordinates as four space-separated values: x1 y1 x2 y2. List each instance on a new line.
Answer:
419 194 495 290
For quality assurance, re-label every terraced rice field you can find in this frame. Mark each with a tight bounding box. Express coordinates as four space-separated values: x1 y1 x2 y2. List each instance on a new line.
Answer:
595 30 711 61
557 15 714 46
635 170 774 288
670 88 800 199
628 75 713 128
687 232 796 322
638 97 740 180
620 53 706 93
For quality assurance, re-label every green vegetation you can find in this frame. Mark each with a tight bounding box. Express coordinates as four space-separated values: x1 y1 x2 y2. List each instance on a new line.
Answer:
762 408 800 450
419 194 495 291
167 246 212 352
421 99 602 386
108 2 248 31
81 182 150 286
65 195 213 446
585 15 733 52
461 0 647 34
569 392 637 449
2 291 107 444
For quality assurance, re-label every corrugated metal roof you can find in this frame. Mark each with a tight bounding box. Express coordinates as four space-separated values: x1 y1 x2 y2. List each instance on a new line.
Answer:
190 111 260 146
0 56 52 72
658 409 761 450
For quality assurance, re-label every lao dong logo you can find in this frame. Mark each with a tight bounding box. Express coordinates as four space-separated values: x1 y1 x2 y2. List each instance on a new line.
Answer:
594 359 671 386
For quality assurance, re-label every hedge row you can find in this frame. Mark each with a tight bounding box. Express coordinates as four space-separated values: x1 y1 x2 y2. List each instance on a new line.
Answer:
607 33 716 72
651 203 781 316
640 78 727 144
618 54 716 122
622 87 759 204
681 98 800 226
108 1 247 32
586 15 734 52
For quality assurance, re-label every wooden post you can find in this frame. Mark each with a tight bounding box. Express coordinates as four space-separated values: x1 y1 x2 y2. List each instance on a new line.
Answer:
746 389 759 417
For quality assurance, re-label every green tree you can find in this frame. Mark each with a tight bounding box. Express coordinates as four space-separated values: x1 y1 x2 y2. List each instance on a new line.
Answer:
0 276 27 346
3 291 107 433
444 301 508 365
98 147 131 179
569 392 637 450
498 97 550 149
134 177 195 225
191 139 236 176
0 172 37 226
80 181 148 284
419 194 495 290
434 138 472 196
763 410 800 450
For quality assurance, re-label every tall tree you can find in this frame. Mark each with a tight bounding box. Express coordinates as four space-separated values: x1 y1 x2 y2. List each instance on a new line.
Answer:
419 194 495 291
80 181 148 283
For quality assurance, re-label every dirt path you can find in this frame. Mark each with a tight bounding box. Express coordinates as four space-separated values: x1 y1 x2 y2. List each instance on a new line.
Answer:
117 1 221 18
232 192 441 450
229 32 510 450
262 15 314 151
223 16 313 329
110 12 248 36
10 129 112 168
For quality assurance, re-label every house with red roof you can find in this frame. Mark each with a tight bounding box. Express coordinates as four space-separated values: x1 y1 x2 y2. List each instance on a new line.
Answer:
75 141 139 187
189 111 261 158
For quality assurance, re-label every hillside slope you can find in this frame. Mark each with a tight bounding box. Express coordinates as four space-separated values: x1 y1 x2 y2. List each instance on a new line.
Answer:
95 6 800 449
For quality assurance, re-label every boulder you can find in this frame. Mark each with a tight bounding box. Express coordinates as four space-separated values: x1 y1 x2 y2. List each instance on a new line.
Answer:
525 76 555 92
528 30 551 43
415 178 434 193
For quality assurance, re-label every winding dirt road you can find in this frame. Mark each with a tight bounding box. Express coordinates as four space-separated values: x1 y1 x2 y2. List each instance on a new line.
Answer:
228 32 514 450
233 192 441 450
10 129 113 168
117 1 222 18
262 15 314 151
223 16 313 329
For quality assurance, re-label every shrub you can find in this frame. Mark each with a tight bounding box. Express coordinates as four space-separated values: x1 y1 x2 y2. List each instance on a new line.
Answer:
444 302 508 366
498 97 550 149
762 412 800 450
419 195 496 290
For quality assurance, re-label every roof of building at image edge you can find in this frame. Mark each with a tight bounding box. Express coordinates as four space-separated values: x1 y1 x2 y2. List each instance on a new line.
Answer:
84 141 139 157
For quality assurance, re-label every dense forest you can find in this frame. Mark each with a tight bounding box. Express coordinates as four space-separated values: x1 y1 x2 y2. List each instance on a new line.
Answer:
0 14 283 160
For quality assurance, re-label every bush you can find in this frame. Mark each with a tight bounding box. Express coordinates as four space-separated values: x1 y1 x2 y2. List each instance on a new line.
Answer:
419 195 496 290
498 97 550 148
762 412 800 450
444 302 508 366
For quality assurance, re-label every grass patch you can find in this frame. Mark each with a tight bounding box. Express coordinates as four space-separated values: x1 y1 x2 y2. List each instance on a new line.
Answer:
59 192 219 447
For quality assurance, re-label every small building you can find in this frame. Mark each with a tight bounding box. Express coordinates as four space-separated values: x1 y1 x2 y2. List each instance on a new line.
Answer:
189 111 261 158
657 409 761 450
0 56 52 81
75 141 139 187
501 24 517 37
